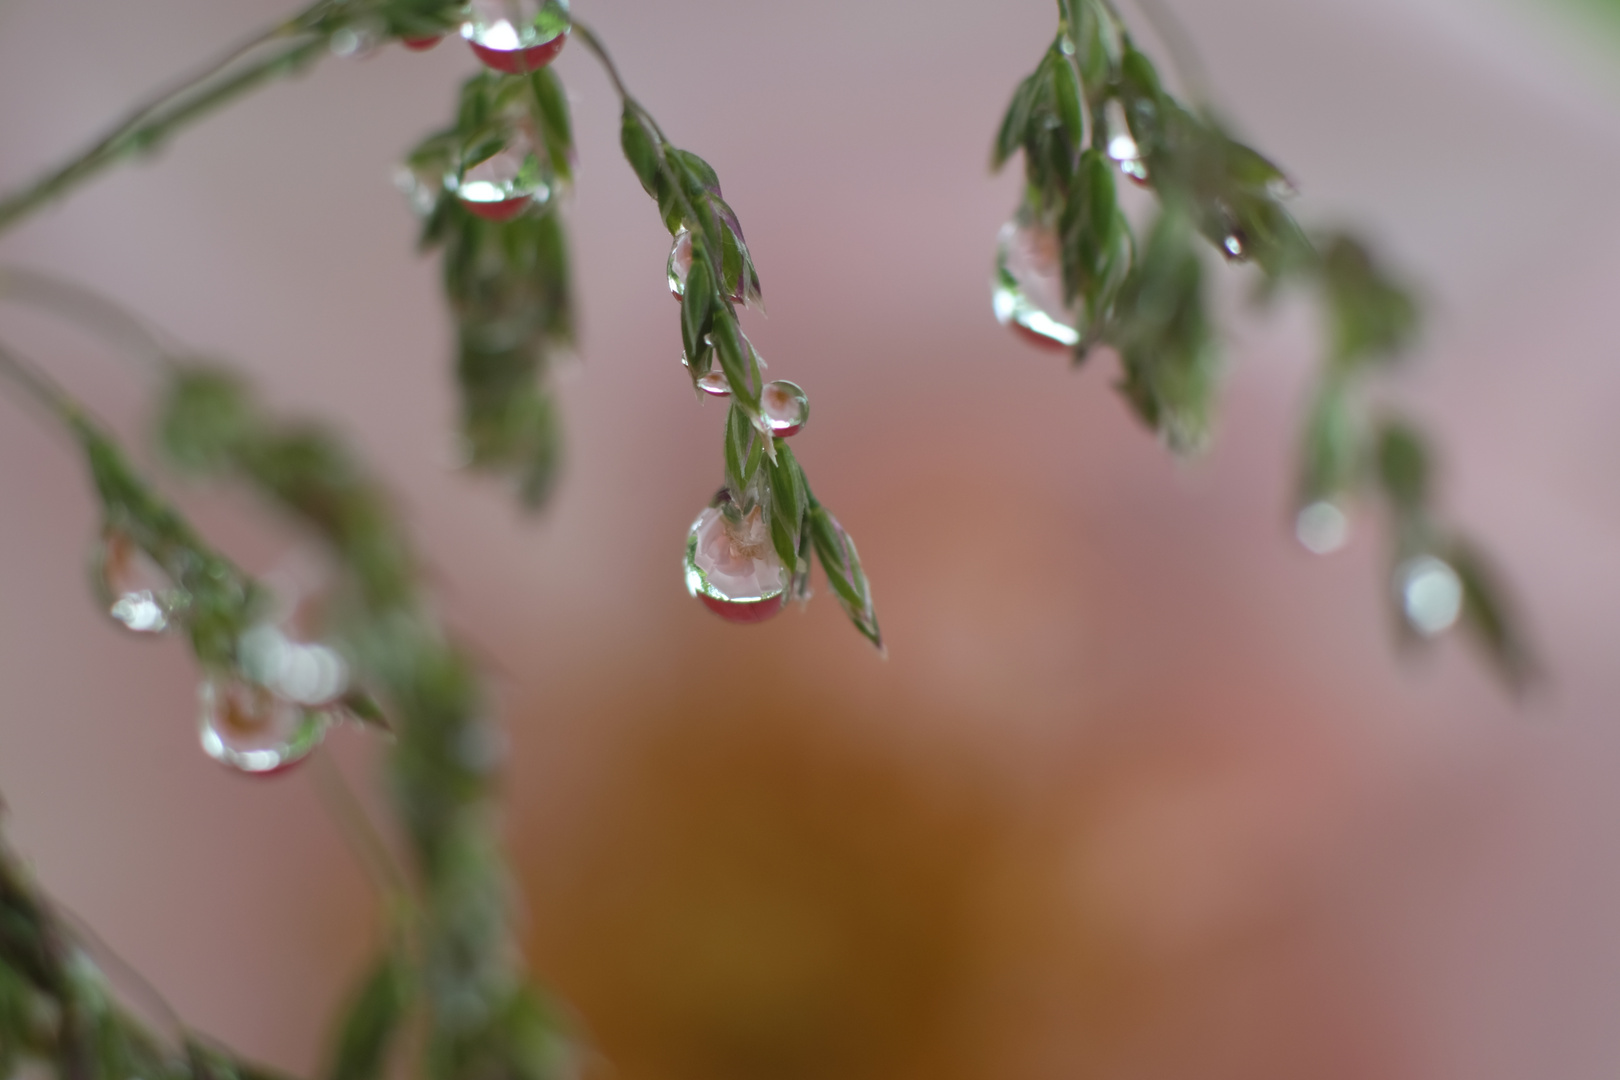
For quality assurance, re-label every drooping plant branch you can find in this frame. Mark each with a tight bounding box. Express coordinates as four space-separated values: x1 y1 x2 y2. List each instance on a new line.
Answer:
990 0 1532 686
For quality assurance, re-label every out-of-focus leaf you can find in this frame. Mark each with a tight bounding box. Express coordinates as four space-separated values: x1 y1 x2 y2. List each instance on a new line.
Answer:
1375 419 1430 514
323 952 410 1080
808 503 882 652
1447 542 1536 691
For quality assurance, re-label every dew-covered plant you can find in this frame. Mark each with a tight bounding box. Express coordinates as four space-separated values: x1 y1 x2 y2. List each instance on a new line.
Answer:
991 0 1531 685
0 1 1526 1079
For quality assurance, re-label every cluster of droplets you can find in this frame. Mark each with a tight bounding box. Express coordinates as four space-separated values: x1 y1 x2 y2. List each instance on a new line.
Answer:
94 529 353 776
1291 504 1465 638
667 227 813 622
992 217 1079 350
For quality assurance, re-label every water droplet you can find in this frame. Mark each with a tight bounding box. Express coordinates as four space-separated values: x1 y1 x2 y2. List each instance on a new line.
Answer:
396 164 449 217
761 380 808 437
1223 232 1246 259
198 678 331 776
685 504 787 624
93 530 188 635
1104 100 1151 186
400 34 444 51
455 132 548 222
462 0 571 74
992 219 1080 349
1396 555 1463 637
667 229 693 301
237 624 350 707
329 19 384 58
1295 501 1349 555
696 371 731 397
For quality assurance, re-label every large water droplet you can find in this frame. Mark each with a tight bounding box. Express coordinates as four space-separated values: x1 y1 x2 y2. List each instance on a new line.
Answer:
462 0 571 74
761 380 808 437
198 678 331 776
1295 501 1349 555
685 504 787 624
993 219 1080 349
1397 555 1463 637
93 530 188 635
456 133 548 222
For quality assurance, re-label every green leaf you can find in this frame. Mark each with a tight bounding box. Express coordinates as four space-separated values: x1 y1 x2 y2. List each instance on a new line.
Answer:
323 952 410 1080
808 504 882 651
619 106 661 198
765 443 808 575
681 255 715 376
1447 542 1536 691
723 402 753 499
527 68 573 186
1374 419 1430 514
992 70 1041 170
1299 379 1359 504
710 310 758 410
1052 50 1085 148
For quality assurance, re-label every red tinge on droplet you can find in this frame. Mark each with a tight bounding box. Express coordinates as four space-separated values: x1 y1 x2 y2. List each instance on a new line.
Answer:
699 592 787 624
468 33 568 74
460 196 531 222
401 35 443 50
1009 320 1071 352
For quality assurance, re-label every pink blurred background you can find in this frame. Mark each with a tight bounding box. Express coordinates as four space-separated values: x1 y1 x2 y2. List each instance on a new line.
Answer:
3 0 1620 1076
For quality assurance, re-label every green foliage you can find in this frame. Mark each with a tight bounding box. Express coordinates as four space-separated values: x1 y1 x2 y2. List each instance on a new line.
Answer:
993 0 1529 684
407 72 577 509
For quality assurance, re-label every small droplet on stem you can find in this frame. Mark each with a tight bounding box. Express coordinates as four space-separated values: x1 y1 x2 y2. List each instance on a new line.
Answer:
93 529 188 635
761 380 809 437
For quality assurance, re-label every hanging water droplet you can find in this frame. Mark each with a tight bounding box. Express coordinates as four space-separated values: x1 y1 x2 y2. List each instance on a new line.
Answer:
93 529 189 635
1295 501 1349 555
455 132 549 222
696 371 731 397
400 34 444 51
761 380 809 437
198 678 331 776
668 228 693 301
684 504 787 624
1396 555 1463 637
993 219 1080 349
237 624 350 707
1104 99 1151 186
462 0 571 74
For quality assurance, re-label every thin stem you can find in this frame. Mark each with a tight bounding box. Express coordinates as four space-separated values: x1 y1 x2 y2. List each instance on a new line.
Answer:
0 338 89 429
0 5 337 236
311 748 413 904
1131 0 1212 105
0 266 179 376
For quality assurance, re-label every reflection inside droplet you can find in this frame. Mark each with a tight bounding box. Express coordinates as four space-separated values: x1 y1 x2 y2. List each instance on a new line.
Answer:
1295 501 1349 555
1223 234 1245 258
1397 555 1464 637
685 504 787 622
761 380 809 436
198 679 331 775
